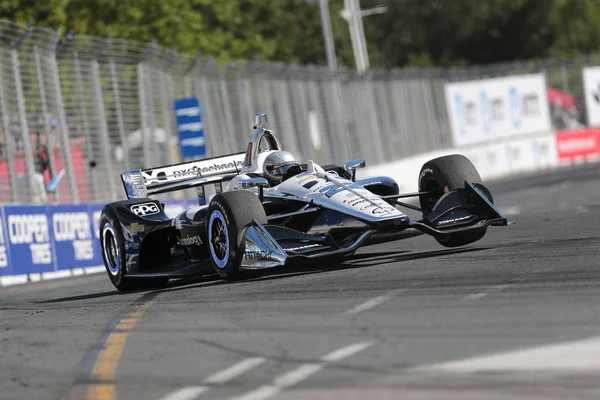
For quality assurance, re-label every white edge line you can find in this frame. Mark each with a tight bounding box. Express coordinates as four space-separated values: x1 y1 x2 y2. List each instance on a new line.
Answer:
233 341 374 400
41 270 73 280
322 341 374 362
159 358 267 400
157 386 208 400
1 265 105 287
343 295 391 315
85 266 105 274
0 274 28 286
204 357 266 384
273 363 323 388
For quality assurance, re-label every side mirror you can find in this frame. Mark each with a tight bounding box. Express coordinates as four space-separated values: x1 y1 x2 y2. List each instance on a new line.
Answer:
253 112 267 130
240 177 269 189
343 159 365 182
344 158 366 170
241 177 268 201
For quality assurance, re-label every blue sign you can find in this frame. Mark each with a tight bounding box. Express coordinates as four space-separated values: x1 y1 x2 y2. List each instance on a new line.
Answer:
0 199 203 281
88 203 105 267
50 204 99 270
509 87 522 129
480 90 490 133
174 97 206 159
3 205 55 275
0 207 11 276
454 93 466 136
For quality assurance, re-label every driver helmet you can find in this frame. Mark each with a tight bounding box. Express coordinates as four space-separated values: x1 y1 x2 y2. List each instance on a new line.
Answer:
263 150 302 186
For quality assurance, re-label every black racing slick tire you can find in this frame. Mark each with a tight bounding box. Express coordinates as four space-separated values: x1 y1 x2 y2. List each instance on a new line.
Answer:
206 191 268 281
417 154 491 248
99 207 168 292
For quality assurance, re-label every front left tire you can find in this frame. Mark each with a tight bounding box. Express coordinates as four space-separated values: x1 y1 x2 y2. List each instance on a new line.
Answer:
206 191 268 281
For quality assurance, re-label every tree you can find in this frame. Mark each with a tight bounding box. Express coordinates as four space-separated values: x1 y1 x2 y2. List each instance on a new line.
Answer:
371 0 600 68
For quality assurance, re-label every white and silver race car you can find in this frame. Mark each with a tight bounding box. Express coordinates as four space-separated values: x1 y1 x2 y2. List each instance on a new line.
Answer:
99 113 508 291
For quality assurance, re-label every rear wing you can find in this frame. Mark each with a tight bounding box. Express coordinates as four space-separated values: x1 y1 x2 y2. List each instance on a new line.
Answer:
121 152 246 199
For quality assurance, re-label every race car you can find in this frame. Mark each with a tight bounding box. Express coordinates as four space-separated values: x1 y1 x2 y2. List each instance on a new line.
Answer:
99 112 509 291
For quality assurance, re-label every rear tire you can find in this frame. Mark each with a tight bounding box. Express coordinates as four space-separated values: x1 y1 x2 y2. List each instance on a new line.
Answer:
417 154 490 248
100 207 169 291
206 191 268 281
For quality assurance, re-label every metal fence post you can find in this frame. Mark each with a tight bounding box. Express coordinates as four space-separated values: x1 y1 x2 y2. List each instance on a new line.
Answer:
33 46 57 192
0 60 19 202
109 59 130 170
48 42 80 203
137 62 151 167
90 44 117 199
72 51 98 199
11 25 40 203
144 65 159 166
219 65 236 149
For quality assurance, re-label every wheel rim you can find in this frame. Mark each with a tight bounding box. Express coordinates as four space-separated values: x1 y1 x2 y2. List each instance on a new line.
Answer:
102 223 120 276
423 179 440 211
208 210 230 268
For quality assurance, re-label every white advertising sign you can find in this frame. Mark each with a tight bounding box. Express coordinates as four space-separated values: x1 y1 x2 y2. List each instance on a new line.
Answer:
582 66 600 126
445 74 551 146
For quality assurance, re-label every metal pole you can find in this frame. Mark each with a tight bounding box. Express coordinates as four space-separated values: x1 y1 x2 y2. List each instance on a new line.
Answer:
11 43 40 203
91 59 117 199
48 47 80 203
0 61 20 201
137 62 151 167
109 59 130 170
33 46 58 200
158 69 174 165
319 0 337 71
73 52 98 199
344 0 368 74
144 65 159 166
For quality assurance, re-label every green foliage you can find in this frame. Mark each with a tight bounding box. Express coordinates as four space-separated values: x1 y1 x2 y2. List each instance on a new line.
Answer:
372 0 600 67
2 0 600 68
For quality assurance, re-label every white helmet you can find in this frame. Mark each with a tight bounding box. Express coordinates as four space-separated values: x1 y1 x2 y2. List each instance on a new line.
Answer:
263 151 302 186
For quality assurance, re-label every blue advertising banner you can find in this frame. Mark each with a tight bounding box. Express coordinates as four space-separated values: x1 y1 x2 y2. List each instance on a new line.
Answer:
174 97 206 159
0 207 11 276
3 205 54 275
50 204 98 270
88 203 105 267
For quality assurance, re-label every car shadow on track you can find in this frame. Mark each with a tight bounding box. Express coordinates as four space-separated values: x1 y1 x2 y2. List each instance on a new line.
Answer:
35 274 225 303
39 247 491 302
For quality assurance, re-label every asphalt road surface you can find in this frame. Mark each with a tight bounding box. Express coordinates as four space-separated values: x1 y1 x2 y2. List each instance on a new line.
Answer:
2 164 600 400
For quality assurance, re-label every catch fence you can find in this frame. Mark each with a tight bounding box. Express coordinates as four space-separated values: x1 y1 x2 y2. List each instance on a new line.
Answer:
0 20 597 204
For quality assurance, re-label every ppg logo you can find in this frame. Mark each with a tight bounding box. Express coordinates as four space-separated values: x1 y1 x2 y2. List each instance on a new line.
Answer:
130 203 160 216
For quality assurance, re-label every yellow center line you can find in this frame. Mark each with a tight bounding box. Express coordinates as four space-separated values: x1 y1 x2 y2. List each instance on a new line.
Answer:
79 301 153 400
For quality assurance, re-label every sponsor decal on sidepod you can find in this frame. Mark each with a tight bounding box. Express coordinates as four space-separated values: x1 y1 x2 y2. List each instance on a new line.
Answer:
130 203 160 217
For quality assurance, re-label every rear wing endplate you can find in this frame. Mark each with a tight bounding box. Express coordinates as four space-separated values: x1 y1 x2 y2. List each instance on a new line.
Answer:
121 152 246 199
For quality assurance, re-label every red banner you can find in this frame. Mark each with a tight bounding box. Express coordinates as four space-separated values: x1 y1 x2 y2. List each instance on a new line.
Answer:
555 127 600 160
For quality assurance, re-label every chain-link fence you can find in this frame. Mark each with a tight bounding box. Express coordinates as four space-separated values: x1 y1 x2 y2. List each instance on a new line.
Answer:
0 20 597 205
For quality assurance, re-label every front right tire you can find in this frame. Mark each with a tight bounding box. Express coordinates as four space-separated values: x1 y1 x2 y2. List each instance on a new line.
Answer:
417 154 490 248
